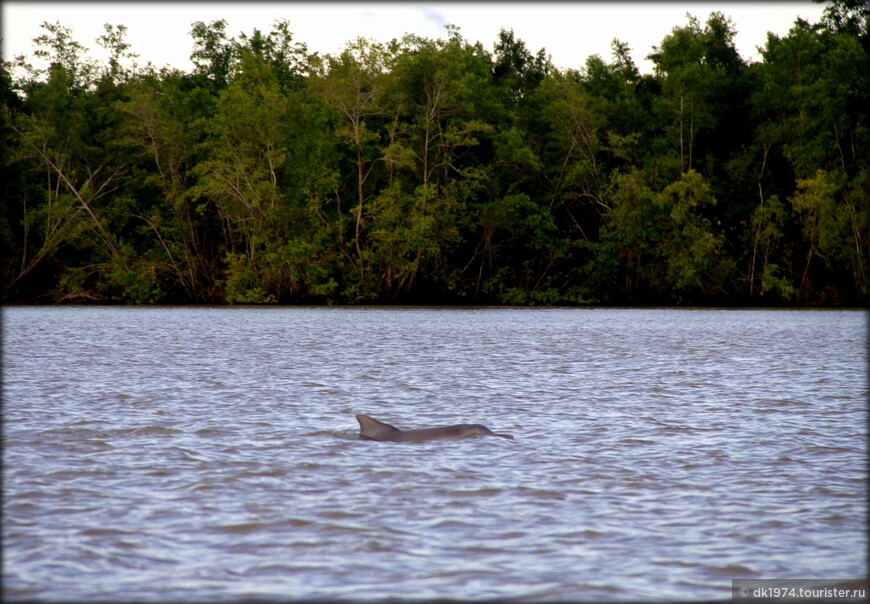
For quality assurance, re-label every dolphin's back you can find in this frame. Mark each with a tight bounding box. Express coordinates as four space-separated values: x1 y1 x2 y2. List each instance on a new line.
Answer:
356 414 514 442
392 425 472 442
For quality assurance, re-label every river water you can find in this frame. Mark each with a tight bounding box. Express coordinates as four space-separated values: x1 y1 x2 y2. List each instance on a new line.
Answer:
2 307 867 601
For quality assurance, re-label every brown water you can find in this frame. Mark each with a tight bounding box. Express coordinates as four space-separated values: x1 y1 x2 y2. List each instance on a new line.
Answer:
2 307 867 601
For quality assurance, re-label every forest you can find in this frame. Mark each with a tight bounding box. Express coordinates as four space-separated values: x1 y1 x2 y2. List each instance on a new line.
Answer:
1 1 868 306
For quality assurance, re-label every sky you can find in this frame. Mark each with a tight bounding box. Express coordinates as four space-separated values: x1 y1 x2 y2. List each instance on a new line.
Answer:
2 2 828 76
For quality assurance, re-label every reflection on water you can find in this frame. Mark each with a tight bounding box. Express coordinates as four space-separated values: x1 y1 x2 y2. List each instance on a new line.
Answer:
2 307 867 600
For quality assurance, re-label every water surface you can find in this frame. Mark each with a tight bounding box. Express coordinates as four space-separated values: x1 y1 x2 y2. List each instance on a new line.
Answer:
2 307 867 600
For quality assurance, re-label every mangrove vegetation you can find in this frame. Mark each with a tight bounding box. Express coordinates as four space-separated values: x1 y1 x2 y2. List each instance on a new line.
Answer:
2 2 868 305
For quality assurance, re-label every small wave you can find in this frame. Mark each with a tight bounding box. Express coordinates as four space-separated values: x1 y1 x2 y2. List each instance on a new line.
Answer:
751 519 795 529
805 445 858 455
191 481 225 492
318 509 364 520
652 558 701 569
363 540 395 553
237 468 287 478
241 563 303 577
771 455 803 464
619 438 656 445
209 518 316 534
553 529 610 541
194 428 233 436
755 398 812 408
515 487 567 500
111 426 183 438
45 469 117 482
69 419 113 427
165 446 206 461
424 519 477 530
79 527 134 537
655 424 694 433
447 487 504 497
704 563 758 576
84 439 113 449
305 429 352 439
209 522 270 534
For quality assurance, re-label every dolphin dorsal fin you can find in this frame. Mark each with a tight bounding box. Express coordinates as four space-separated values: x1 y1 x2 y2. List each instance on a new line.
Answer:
356 414 400 439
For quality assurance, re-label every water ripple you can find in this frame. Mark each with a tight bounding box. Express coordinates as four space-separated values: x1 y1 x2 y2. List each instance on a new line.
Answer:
2 307 866 601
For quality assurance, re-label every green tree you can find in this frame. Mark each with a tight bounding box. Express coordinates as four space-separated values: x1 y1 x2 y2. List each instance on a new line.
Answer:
118 68 220 301
311 39 390 298
748 194 795 300
752 15 870 302
649 13 747 178
789 169 864 300
492 28 550 104
96 23 139 85
818 0 870 46
193 35 325 303
596 169 661 301
189 19 236 91
539 71 605 216
28 21 98 90
597 170 729 302
5 24 148 301
654 170 729 296
373 30 499 300
3 9 867 306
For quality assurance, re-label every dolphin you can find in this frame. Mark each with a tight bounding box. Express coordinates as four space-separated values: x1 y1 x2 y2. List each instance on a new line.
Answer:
356 414 514 443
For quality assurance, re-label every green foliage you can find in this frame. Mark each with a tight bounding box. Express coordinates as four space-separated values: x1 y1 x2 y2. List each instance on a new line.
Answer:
222 252 276 304
653 171 728 293
3 10 868 305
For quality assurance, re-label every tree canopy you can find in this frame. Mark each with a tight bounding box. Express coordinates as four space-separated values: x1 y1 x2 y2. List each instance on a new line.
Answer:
2 3 868 306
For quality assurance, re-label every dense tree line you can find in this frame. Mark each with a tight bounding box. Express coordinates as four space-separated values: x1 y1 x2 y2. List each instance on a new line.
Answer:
2 2 868 305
